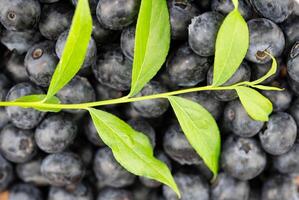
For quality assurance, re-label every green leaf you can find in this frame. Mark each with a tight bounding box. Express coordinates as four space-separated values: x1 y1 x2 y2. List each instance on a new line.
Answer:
212 4 249 86
236 86 273 121
251 85 283 91
46 0 92 99
129 0 170 96
15 95 61 112
168 96 221 177
88 108 180 197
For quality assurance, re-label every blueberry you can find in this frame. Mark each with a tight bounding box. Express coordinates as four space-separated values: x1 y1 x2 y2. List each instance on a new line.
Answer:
188 11 224 56
259 112 297 155
281 15 299 51
84 116 105 147
16 157 49 186
97 188 133 200
41 152 85 186
0 73 11 101
92 45 132 91
35 113 78 153
5 52 29 83
39 0 60 3
71 0 98 13
25 41 58 87
211 172 250 200
250 0 294 23
93 82 123 101
69 140 94 166
96 0 140 30
251 58 282 84
93 147 136 188
0 0 41 31
168 0 200 40
1 29 42 54
290 98 299 126
207 61 251 101
166 44 211 87
5 82 45 129
48 182 93 200
221 136 266 180
223 100 264 137
273 142 299 174
92 15 118 45
56 30 97 74
39 2 73 40
287 42 299 83
120 25 135 61
128 118 156 147
0 155 13 192
288 75 299 96
246 18 285 64
211 0 254 20
0 124 36 163
8 184 42 200
163 123 202 165
132 81 169 118
56 76 96 113
163 172 209 200
261 176 299 200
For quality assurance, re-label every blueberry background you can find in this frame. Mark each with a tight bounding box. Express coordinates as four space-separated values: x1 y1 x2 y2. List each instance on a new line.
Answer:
0 0 298 199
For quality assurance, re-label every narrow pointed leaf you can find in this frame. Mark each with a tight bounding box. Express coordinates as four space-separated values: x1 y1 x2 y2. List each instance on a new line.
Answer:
251 85 283 91
15 95 61 112
212 5 249 86
129 0 170 96
46 0 92 99
236 86 273 121
88 108 180 197
168 96 220 177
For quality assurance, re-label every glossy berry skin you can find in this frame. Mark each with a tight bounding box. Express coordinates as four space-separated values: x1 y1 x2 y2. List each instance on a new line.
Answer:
163 123 202 165
35 113 78 153
188 11 224 56
9 184 42 200
221 136 266 181
246 18 285 64
5 82 45 129
166 44 211 87
0 124 37 163
207 61 251 101
48 183 93 200
84 116 105 147
5 52 29 83
259 112 297 155
25 41 58 87
96 0 140 30
120 25 135 61
97 188 133 200
0 73 11 101
288 76 299 96
211 0 253 20
92 15 117 45
250 0 294 23
163 172 209 200
273 142 299 174
168 0 200 40
262 176 299 200
93 147 135 188
0 0 41 31
287 42 299 83
39 2 73 40
0 30 42 54
223 100 264 137
290 98 299 126
132 81 169 118
211 173 250 200
281 15 299 51
0 155 13 192
128 118 156 147
16 158 49 186
41 152 85 187
56 76 96 113
56 30 97 74
92 45 132 91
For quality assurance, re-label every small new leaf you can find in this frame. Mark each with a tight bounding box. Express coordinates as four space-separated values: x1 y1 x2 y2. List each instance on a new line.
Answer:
15 95 61 112
212 4 249 86
46 0 92 99
236 86 273 121
88 108 180 197
129 0 170 96
251 85 283 91
168 96 220 177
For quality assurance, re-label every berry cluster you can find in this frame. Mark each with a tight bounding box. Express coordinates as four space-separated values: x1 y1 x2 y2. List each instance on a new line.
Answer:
0 0 298 199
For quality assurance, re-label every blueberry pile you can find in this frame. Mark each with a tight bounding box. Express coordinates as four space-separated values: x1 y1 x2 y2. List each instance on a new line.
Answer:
0 0 298 199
